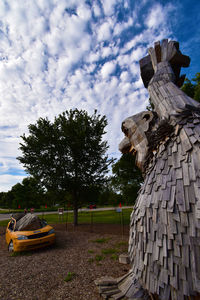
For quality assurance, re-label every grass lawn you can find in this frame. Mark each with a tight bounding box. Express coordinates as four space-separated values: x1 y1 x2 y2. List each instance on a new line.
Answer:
0 219 10 227
0 208 133 227
41 208 132 225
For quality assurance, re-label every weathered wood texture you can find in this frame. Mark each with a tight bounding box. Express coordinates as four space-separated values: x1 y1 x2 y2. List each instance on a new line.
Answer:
96 40 200 300
128 40 200 300
15 213 42 231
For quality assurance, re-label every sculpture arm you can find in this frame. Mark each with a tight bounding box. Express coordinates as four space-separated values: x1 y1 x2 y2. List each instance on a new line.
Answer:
142 40 199 119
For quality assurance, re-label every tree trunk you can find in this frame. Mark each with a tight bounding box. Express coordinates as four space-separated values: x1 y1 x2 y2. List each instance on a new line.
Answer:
73 206 78 226
73 191 79 226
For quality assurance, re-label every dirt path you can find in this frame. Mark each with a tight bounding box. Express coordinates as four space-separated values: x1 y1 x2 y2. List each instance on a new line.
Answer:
0 224 130 300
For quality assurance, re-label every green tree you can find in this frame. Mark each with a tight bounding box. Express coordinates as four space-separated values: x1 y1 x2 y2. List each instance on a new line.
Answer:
17 109 113 225
0 192 6 208
112 153 143 205
181 72 200 102
97 179 121 206
11 177 44 209
1 191 14 209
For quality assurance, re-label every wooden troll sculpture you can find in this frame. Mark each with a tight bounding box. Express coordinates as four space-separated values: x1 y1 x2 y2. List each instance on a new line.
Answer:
95 40 200 300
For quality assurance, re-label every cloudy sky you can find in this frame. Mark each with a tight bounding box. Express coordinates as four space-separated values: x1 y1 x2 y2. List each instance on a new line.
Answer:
0 0 199 191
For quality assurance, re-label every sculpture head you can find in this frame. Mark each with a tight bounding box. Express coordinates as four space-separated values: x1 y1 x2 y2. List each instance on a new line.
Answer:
119 111 157 172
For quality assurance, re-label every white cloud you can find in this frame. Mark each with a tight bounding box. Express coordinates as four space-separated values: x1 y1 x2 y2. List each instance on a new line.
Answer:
145 3 175 29
131 47 145 62
145 4 165 29
101 47 112 58
120 71 129 82
93 3 101 17
77 4 91 20
101 61 116 79
113 17 133 36
0 174 26 192
97 22 111 41
102 0 118 16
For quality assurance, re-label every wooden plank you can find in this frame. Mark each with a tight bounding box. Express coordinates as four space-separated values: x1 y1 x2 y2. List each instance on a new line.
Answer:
159 268 169 285
182 160 190 186
182 233 190 245
175 226 182 246
189 213 196 237
163 234 168 257
161 285 171 300
168 155 173 167
167 185 176 212
173 206 180 222
180 212 189 227
179 265 187 281
168 252 174 276
184 127 194 136
161 39 169 61
182 245 189 268
153 243 159 261
182 280 189 296
162 159 170 175
189 135 198 144
174 241 181 257
175 167 183 180
148 47 157 70
160 207 167 226
168 212 177 234
172 141 178 153
176 179 186 211
188 162 196 182
165 81 183 97
180 128 192 153
170 275 178 290
161 175 168 190
154 41 161 63
172 151 181 168
168 239 173 250
188 183 196 204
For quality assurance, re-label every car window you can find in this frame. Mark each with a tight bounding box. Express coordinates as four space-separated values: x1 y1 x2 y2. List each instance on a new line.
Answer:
8 220 14 231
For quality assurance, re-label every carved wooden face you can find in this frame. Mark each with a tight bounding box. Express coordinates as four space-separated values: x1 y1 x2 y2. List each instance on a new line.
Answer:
119 111 155 171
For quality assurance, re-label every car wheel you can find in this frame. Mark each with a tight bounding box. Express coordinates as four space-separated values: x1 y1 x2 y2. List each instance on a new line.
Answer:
8 240 14 252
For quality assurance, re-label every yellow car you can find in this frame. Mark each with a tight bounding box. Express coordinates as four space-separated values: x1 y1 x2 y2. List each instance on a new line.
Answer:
6 213 55 252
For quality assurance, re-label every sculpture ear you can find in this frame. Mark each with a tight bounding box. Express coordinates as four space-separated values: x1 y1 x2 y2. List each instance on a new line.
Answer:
141 111 155 132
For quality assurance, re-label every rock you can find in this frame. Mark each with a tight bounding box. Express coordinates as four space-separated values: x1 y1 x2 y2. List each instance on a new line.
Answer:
119 254 130 265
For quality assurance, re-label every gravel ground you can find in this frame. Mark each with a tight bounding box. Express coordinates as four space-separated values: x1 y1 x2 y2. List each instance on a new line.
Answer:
0 224 129 300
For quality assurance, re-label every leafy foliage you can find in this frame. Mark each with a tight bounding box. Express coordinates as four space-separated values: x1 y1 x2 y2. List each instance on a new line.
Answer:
181 72 200 102
0 177 43 209
17 109 113 224
112 153 143 205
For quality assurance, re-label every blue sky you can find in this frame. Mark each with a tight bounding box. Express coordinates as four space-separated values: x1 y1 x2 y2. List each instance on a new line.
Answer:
0 0 199 191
